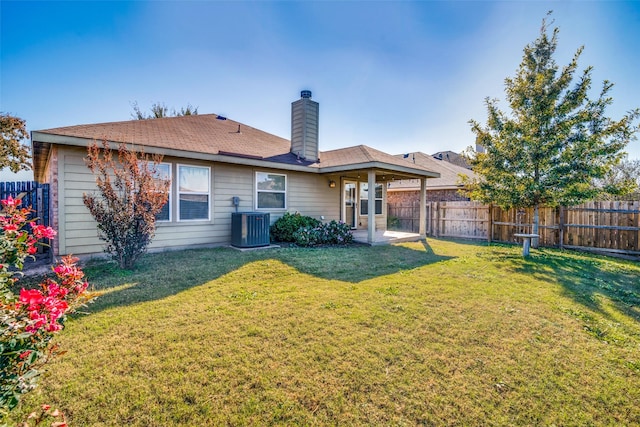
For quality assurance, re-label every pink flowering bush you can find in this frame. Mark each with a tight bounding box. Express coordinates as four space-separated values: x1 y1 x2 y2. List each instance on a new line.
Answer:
0 197 94 421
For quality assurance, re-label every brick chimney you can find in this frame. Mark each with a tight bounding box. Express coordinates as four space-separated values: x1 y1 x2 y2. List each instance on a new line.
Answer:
291 90 319 161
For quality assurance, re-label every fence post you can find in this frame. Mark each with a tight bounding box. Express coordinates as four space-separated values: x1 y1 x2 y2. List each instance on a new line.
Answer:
558 205 564 249
487 204 493 243
434 201 440 238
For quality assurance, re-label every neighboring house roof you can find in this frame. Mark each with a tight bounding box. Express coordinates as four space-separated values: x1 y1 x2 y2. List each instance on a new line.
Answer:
387 152 475 190
31 114 440 182
431 150 471 169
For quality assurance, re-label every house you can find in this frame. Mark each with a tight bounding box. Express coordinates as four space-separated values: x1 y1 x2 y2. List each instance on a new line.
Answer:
31 91 440 257
431 150 471 169
387 152 475 203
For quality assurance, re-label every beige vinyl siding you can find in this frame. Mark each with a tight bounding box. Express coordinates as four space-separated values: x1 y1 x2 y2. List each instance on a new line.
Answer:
148 156 220 249
57 148 225 255
153 162 254 247
267 170 340 223
58 148 104 255
54 147 342 256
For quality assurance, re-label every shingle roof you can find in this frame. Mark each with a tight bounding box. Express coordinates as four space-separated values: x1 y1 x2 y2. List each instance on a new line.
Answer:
431 150 471 169
36 114 293 160
32 114 439 179
319 145 437 171
388 152 474 189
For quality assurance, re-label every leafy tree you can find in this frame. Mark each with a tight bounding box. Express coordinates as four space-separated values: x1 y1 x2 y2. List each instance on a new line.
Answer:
597 157 640 197
83 140 171 269
463 14 639 247
0 113 31 173
130 101 198 120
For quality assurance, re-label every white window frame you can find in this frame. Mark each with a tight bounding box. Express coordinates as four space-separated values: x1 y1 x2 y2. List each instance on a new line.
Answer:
177 164 211 221
255 171 287 210
153 162 172 222
359 182 383 216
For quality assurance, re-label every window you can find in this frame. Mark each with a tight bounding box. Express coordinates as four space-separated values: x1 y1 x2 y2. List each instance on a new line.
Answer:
360 183 383 215
178 165 210 220
256 172 286 209
153 163 171 222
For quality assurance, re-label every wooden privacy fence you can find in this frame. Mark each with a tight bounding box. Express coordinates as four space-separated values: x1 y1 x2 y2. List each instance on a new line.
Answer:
387 200 640 258
0 181 50 226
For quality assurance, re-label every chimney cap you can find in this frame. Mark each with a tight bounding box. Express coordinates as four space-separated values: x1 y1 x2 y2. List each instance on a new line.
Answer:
301 90 312 99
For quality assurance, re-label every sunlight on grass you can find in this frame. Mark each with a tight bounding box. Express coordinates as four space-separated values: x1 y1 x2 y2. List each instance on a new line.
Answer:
11 239 640 425
93 282 140 296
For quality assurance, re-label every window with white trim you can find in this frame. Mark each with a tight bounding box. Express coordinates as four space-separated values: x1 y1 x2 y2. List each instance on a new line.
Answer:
360 183 383 215
178 165 210 220
256 172 286 209
153 163 172 222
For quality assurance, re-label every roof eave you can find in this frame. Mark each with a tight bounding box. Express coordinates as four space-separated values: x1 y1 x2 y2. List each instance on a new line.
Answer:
318 161 440 178
31 132 322 173
31 132 441 178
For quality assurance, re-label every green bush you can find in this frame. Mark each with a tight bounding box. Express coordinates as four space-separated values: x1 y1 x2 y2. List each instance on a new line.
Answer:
323 220 354 245
293 220 353 247
270 212 320 242
271 214 353 246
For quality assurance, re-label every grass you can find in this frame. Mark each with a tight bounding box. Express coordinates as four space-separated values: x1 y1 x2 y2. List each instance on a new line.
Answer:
10 238 640 425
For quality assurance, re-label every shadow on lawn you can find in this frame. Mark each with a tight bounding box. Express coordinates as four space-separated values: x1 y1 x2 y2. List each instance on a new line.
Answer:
79 241 453 314
509 249 640 323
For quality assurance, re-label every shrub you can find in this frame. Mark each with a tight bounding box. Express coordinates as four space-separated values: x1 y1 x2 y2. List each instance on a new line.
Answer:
270 212 320 243
293 220 353 247
83 140 170 269
0 197 94 419
292 226 321 247
323 220 354 245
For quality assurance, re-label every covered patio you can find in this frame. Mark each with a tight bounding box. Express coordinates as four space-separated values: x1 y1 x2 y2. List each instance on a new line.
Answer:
351 229 423 246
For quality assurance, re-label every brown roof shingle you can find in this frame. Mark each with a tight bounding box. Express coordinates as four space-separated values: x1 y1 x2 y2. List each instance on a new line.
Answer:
33 114 439 179
37 114 292 159
388 152 475 189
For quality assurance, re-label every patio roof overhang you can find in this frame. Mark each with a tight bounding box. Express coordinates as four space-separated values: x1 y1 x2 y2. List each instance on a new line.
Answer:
316 162 439 182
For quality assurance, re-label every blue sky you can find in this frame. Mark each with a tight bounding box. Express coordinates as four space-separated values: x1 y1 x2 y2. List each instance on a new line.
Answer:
1 1 639 181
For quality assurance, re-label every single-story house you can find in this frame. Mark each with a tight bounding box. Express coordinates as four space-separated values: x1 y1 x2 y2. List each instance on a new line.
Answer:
31 91 440 257
430 150 471 169
387 152 475 203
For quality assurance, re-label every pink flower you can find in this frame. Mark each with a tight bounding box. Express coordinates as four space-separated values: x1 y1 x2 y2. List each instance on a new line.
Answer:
46 282 68 298
46 322 63 332
19 288 44 307
75 281 89 293
1 196 20 208
3 223 18 233
19 350 32 359
26 311 48 332
30 223 57 239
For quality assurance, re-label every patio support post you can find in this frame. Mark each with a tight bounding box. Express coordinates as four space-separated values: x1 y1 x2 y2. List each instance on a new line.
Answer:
419 178 426 238
367 169 376 244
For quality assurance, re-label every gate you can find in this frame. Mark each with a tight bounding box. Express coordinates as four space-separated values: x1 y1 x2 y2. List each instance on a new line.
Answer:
0 181 50 226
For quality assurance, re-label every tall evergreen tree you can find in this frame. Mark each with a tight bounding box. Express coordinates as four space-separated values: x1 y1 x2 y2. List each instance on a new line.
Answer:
464 14 639 247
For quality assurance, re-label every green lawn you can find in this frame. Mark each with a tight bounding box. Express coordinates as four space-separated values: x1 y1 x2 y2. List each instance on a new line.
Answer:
11 239 640 426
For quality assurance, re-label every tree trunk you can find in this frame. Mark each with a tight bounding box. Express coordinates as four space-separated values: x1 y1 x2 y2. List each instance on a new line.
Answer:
532 204 540 249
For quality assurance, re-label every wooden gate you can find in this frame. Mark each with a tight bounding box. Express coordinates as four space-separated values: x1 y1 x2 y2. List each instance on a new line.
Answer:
0 181 50 226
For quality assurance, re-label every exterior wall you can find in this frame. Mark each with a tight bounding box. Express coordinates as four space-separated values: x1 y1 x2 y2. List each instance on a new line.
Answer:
286 171 340 221
53 146 341 256
355 183 387 231
388 188 469 204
